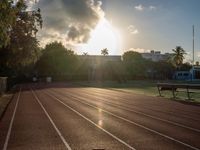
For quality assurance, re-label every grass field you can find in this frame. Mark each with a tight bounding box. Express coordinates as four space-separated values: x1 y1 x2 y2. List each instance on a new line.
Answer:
77 80 200 103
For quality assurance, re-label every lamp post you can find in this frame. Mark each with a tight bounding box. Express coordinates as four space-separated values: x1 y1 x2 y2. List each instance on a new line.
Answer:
192 25 195 65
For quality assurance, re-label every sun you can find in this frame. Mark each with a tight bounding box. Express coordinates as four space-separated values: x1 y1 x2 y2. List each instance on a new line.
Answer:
81 18 121 55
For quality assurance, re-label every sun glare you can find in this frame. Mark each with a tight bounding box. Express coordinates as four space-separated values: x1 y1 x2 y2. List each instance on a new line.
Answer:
81 19 121 55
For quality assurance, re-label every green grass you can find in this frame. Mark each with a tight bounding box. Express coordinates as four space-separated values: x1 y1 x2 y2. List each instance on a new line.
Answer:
76 80 200 103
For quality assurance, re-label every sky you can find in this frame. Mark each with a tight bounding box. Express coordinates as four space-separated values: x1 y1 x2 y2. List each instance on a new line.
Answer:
30 0 200 62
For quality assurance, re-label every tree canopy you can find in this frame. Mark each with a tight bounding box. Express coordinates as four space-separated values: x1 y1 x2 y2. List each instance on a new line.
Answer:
101 48 109 56
122 51 147 79
36 42 78 76
123 51 143 63
170 46 186 68
0 0 17 47
0 0 42 75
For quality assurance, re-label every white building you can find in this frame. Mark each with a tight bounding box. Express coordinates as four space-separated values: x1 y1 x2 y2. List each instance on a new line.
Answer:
173 65 200 81
190 65 200 80
141 50 172 62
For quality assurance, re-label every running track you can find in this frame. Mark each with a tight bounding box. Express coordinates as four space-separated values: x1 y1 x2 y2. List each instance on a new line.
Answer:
0 83 200 150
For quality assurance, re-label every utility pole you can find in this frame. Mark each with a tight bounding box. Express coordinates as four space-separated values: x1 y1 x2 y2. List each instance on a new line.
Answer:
193 25 195 65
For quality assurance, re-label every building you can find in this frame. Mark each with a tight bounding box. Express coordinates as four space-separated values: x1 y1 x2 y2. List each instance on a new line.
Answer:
78 50 172 63
141 50 172 62
78 55 122 65
173 71 191 80
190 65 200 80
78 55 122 81
173 65 200 81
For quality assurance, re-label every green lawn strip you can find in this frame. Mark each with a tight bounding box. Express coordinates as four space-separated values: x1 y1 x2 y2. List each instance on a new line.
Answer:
0 94 13 119
75 81 200 103
110 88 200 102
110 87 158 97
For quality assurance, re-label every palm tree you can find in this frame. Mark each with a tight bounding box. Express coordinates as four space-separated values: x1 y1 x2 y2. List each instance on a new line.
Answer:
101 48 108 56
171 46 186 69
82 52 88 56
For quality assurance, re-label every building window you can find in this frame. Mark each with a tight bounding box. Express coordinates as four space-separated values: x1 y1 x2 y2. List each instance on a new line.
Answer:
195 70 200 79
178 73 182 76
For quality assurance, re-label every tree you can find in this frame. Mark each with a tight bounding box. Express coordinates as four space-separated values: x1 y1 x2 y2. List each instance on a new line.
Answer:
123 51 143 63
83 52 88 56
122 51 146 79
170 46 186 69
36 42 78 76
153 61 175 79
179 62 192 71
105 61 127 82
101 48 108 56
0 0 17 47
0 0 42 74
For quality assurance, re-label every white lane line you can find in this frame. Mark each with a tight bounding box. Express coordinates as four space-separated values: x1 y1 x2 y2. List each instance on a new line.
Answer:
31 89 72 150
3 88 21 150
44 91 136 150
74 89 199 119
88 88 200 117
65 90 200 133
47 90 200 150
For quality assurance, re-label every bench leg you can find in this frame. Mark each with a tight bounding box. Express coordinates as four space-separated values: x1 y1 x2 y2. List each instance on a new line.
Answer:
157 86 161 96
186 87 191 100
172 88 176 99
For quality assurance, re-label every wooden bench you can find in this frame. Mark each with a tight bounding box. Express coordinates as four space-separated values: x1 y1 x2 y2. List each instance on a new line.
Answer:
157 83 200 100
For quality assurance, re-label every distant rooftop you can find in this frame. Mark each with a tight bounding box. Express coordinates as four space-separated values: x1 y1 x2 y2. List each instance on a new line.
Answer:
78 55 122 64
141 50 172 62
78 50 172 63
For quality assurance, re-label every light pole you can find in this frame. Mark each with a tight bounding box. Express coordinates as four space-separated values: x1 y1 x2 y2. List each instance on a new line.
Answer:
192 25 195 65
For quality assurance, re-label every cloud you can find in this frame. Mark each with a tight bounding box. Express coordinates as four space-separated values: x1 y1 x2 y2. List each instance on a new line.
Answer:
197 52 200 58
23 0 40 10
32 0 104 46
149 6 156 10
134 4 156 11
184 51 192 62
127 25 139 34
134 4 144 11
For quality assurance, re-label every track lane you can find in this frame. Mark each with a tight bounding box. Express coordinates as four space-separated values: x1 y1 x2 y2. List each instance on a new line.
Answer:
85 88 200 115
48 88 200 150
0 88 21 150
31 89 72 150
33 89 132 150
63 87 200 129
0 87 67 150
43 88 197 150
1 84 199 150
61 89 200 132
3 88 21 150
59 88 200 132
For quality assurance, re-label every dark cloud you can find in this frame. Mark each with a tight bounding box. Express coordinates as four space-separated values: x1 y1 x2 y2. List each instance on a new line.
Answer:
67 26 90 43
34 0 104 46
